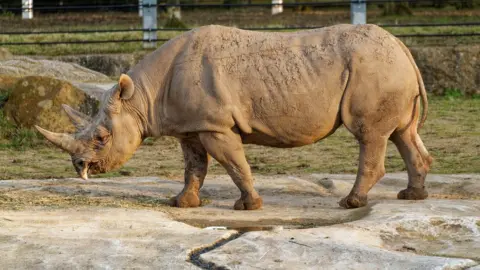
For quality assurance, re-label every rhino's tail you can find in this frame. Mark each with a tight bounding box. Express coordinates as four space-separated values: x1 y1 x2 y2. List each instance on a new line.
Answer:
395 37 428 129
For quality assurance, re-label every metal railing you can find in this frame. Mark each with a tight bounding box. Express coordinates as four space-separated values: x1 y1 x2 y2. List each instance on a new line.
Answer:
1 0 474 11
0 0 478 47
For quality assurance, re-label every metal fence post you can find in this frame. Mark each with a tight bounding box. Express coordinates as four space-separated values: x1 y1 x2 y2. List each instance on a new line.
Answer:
351 0 366 25
174 0 181 19
22 0 33 19
143 0 157 49
272 0 283 15
139 0 143 17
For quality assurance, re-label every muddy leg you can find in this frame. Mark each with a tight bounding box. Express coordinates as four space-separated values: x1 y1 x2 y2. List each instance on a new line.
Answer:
199 130 263 210
339 137 387 209
171 138 209 208
391 129 431 200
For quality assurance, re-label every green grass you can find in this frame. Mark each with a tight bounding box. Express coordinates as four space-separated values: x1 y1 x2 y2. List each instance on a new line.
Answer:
0 110 46 150
0 95 478 180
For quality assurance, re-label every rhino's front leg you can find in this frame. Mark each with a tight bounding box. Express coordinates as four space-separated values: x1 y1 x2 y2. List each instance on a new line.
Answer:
171 138 209 208
199 129 263 210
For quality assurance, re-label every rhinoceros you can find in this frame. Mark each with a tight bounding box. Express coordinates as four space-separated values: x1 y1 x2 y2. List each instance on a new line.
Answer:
36 24 432 210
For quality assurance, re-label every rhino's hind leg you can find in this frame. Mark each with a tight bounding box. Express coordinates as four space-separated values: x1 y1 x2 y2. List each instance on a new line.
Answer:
199 129 263 210
339 135 388 209
171 138 209 208
390 127 432 201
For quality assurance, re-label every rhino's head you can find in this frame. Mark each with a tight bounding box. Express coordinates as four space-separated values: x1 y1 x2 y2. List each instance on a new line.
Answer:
35 74 144 180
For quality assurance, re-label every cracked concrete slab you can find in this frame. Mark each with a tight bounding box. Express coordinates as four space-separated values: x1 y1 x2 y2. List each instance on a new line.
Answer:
0 208 236 269
201 200 480 269
0 174 479 269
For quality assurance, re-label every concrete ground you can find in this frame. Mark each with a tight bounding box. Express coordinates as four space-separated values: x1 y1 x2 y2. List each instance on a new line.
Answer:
0 173 479 269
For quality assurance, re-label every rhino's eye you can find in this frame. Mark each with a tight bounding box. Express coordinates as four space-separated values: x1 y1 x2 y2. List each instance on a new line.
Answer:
75 160 85 168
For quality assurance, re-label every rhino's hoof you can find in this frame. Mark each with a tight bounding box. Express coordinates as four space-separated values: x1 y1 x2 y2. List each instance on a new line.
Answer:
397 187 428 200
170 191 201 208
339 194 368 209
234 196 263 210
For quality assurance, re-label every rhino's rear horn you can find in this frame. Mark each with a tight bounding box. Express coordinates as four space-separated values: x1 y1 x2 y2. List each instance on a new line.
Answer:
62 104 91 130
34 125 81 154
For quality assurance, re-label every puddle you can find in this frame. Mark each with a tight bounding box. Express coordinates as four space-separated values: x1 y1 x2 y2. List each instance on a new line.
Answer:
173 203 374 230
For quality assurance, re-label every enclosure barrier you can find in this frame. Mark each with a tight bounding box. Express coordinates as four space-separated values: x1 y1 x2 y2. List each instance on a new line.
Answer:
2 0 472 11
1 26 479 46
0 0 478 47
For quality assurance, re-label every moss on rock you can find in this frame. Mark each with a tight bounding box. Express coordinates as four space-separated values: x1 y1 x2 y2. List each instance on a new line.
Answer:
4 76 98 133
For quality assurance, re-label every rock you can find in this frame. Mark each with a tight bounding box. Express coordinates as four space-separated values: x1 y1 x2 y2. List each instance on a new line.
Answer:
0 47 12 61
411 45 480 96
0 174 478 268
352 200 480 261
0 58 116 111
0 208 236 269
202 215 478 269
56 54 135 77
0 57 112 84
3 76 99 133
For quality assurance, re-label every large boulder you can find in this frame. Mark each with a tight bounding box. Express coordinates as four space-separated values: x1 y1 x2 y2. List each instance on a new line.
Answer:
410 45 480 96
0 57 112 84
55 54 135 77
4 76 99 133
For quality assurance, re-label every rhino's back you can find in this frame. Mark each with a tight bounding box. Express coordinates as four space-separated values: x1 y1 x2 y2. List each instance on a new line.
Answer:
164 24 406 146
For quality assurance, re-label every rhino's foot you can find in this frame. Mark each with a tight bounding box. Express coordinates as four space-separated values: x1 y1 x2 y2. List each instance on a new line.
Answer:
339 194 368 209
170 191 201 208
397 187 428 200
234 195 263 210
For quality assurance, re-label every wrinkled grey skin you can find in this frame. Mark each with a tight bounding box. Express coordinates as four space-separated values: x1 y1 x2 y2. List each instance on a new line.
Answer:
37 24 432 210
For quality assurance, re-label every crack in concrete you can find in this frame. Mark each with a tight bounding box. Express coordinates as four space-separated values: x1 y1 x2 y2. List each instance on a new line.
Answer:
188 232 244 270
465 262 480 270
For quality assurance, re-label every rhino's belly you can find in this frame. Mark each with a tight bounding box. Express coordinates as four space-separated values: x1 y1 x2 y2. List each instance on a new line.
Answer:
241 109 342 148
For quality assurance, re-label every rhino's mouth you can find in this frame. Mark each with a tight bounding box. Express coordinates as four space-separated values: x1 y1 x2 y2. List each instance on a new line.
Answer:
87 162 106 176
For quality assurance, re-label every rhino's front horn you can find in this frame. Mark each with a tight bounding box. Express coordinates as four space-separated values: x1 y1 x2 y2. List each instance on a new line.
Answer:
62 104 91 130
34 125 80 153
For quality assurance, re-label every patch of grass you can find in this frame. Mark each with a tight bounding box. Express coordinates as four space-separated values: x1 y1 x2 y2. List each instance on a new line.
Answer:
444 88 465 99
0 189 170 211
0 110 45 150
0 91 9 109
142 137 156 146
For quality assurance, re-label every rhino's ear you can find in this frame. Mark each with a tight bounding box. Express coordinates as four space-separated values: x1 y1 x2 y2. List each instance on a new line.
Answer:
118 74 135 100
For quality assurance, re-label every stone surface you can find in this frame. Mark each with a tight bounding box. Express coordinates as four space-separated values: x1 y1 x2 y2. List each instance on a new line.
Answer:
3 76 99 132
0 208 236 269
0 174 478 269
0 57 112 83
202 207 478 269
56 54 135 77
411 45 480 96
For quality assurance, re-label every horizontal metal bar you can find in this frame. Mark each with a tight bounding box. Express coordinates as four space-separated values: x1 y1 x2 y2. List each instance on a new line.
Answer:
395 32 480 37
1 33 479 46
1 0 469 11
2 22 480 36
0 39 170 46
